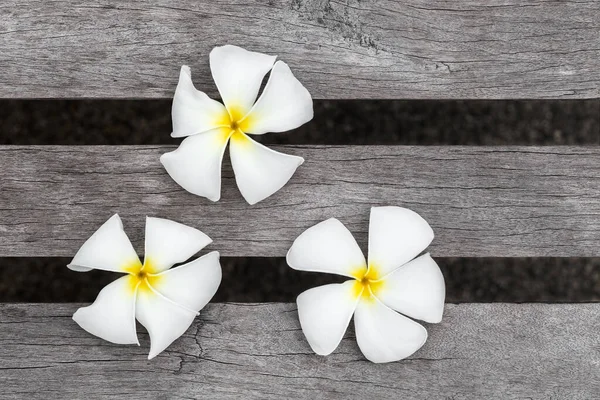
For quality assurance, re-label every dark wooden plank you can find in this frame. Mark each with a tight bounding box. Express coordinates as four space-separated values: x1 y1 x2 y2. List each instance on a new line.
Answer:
0 0 598 99
0 303 598 399
1 145 599 257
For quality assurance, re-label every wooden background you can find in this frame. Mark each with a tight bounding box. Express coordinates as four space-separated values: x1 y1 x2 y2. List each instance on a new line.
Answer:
0 0 598 99
1 303 599 399
0 0 598 398
1 146 599 258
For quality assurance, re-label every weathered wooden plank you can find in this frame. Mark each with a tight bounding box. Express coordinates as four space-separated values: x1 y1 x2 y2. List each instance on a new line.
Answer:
0 0 598 99
1 145 599 257
0 303 598 399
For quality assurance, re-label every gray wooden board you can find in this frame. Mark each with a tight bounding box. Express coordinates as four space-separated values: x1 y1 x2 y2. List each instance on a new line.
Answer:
0 303 598 399
1 145 599 257
0 0 598 99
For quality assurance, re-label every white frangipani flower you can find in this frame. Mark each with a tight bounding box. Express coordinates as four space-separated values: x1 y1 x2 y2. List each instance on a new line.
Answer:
287 206 446 363
161 45 313 205
68 215 221 359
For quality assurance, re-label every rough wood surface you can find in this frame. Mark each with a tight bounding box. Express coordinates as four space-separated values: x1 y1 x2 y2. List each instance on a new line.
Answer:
1 145 599 257
0 303 598 399
0 0 598 99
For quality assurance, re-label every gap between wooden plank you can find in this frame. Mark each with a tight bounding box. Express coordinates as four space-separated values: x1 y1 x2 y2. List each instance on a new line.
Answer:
1 100 599 146
0 0 598 99
1 145 599 257
1 257 599 303
0 303 598 399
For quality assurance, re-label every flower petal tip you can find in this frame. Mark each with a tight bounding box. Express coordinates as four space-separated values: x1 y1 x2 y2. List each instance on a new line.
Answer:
159 152 170 164
285 248 294 267
66 263 90 272
313 348 334 357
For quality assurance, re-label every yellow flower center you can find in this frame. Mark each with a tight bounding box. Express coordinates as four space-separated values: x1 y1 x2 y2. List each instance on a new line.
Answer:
123 259 162 294
225 104 255 133
212 104 255 149
136 270 148 281
351 264 384 302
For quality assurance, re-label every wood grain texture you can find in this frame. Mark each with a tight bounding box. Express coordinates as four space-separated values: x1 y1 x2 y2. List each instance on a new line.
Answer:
1 145 599 257
0 0 598 99
0 303 598 399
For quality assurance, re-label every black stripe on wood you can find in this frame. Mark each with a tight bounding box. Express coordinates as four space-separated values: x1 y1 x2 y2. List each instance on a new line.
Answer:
1 100 599 146
1 257 599 303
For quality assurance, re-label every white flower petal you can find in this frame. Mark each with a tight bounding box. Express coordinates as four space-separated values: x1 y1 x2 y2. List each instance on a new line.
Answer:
229 132 303 205
151 251 221 311
160 127 231 201
354 297 428 363
241 61 313 135
297 281 360 356
373 253 445 323
287 218 367 278
368 206 434 277
171 66 230 138
68 214 140 273
72 275 138 345
143 217 212 274
135 286 198 360
210 45 276 118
